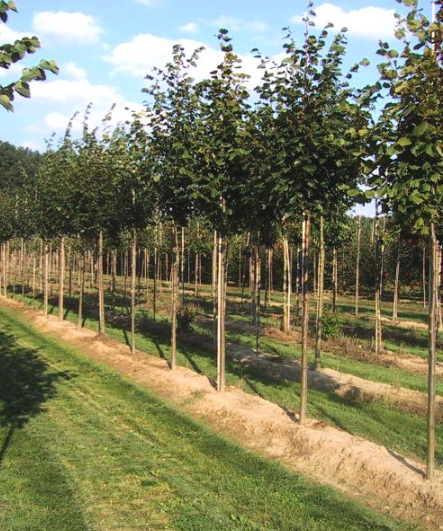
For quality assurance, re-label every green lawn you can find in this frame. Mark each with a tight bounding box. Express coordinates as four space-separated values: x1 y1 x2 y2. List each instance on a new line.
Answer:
0 303 422 531
8 291 443 471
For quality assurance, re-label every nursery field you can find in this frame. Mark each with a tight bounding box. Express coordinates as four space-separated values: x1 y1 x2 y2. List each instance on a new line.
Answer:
1 274 442 530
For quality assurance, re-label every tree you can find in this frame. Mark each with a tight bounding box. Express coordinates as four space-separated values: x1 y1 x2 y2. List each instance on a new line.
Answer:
254 6 373 421
371 0 443 479
0 1 58 111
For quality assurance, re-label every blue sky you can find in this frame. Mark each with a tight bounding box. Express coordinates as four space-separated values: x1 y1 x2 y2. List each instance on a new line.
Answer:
1 0 421 154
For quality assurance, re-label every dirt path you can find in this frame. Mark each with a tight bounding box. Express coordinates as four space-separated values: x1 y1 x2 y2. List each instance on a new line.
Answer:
2 296 443 530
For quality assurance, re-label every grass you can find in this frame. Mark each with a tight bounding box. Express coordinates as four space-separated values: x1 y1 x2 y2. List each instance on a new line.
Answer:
0 303 422 531
9 290 443 471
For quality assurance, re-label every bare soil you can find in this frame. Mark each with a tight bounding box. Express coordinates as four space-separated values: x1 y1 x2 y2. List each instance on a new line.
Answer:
2 296 443 530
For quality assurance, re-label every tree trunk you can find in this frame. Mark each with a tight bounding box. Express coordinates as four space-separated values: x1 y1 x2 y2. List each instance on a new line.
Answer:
332 246 338 313
153 246 157 322
437 244 442 332
130 229 137 354
98 231 106 335
212 230 218 344
374 210 383 354
295 246 300 321
423 243 427 309
78 251 85 330
217 234 227 392
2 241 8 298
427 223 439 480
355 215 361 317
282 234 291 332
58 236 65 322
314 215 325 370
43 241 49 318
254 244 261 354
299 213 311 424
392 239 401 323
171 224 179 370
181 227 185 307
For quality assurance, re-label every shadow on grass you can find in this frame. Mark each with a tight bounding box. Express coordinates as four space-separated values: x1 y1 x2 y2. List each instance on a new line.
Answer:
0 330 73 466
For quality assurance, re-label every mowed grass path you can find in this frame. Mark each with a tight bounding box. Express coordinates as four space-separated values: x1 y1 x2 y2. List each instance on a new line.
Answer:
0 304 422 531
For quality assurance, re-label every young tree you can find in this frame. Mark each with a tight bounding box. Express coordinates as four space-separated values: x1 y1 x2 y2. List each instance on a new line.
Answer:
371 0 443 479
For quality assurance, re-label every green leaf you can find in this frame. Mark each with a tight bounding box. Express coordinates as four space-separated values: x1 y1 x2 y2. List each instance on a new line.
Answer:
412 122 429 136
396 137 412 147
0 93 13 111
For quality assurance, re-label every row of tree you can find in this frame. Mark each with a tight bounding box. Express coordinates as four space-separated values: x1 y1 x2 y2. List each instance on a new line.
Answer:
0 0 442 478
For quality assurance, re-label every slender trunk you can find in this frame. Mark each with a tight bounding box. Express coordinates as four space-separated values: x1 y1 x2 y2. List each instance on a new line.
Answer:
130 229 137 354
423 243 427 308
437 244 442 332
78 251 85 330
240 233 250 305
145 248 150 310
299 213 311 424
32 254 36 298
249 252 255 325
427 223 439 480
2 241 7 297
194 222 200 297
98 231 105 334
68 244 73 300
315 216 325 370
58 237 65 322
393 239 401 323
355 215 361 317
20 238 25 296
374 210 383 354
217 234 226 392
111 249 117 309
238 242 242 288
255 244 261 354
212 230 218 344
332 246 338 312
123 251 128 301
181 227 185 307
282 234 291 332
313 249 317 300
295 246 300 320
153 246 157 322
171 224 179 369
43 241 49 318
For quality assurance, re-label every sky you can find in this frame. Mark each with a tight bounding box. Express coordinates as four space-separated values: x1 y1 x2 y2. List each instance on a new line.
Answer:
0 0 434 215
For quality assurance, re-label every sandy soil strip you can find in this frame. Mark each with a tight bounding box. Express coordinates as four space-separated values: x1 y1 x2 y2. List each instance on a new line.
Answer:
226 342 443 420
2 297 443 530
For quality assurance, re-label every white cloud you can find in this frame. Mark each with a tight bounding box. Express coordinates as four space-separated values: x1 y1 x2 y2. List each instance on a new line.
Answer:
0 24 27 44
292 3 397 39
0 63 22 79
62 62 87 80
43 103 144 134
134 0 163 7
104 33 223 79
32 11 102 44
179 22 199 34
103 32 262 87
212 16 267 33
31 79 122 105
20 140 43 151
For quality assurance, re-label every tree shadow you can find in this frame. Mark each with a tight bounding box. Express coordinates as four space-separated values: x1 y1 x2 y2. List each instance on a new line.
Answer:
387 448 426 478
0 330 73 466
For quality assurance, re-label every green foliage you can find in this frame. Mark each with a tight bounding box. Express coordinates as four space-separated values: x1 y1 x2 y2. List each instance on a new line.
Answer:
0 2 58 111
177 304 199 333
372 2 443 234
321 310 343 340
